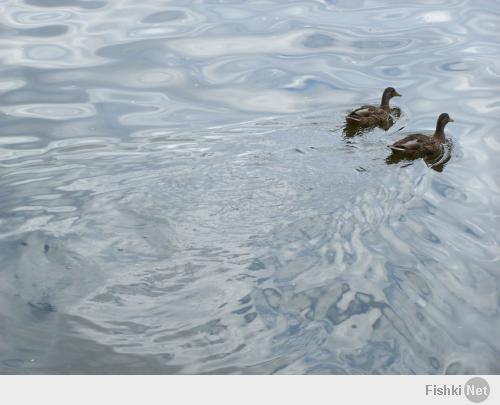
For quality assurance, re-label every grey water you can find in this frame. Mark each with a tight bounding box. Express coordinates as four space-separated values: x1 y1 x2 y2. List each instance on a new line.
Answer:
0 0 499 374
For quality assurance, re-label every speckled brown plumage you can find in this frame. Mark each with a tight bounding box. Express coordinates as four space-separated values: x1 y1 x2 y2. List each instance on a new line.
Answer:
388 113 454 157
346 87 401 127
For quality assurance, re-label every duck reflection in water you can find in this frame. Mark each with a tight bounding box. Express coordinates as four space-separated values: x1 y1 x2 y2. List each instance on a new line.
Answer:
343 87 402 137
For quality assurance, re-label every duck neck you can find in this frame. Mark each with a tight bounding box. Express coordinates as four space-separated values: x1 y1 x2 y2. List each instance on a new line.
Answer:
380 94 391 111
434 120 447 142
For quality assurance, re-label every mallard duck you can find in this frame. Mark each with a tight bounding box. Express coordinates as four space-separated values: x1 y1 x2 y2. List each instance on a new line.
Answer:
346 87 401 127
388 113 454 157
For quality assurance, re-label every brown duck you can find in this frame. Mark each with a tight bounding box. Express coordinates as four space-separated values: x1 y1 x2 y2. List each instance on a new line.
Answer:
388 113 454 157
346 87 401 127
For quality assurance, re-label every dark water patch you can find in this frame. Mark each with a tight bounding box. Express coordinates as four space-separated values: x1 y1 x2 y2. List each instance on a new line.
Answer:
303 33 336 48
141 10 187 24
24 0 107 9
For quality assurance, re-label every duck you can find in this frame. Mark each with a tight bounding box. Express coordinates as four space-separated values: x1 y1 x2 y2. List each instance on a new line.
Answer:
388 113 454 158
346 87 402 127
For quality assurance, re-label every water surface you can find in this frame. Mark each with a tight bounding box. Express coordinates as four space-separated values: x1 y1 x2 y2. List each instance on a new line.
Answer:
0 0 499 374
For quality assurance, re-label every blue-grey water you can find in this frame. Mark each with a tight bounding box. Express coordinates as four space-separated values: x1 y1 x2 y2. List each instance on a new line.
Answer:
0 0 499 374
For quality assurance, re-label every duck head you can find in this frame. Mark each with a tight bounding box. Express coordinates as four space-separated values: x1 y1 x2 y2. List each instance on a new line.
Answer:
435 113 454 135
438 112 454 124
381 87 402 107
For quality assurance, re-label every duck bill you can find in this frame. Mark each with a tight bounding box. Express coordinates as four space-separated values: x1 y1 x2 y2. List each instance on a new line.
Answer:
448 118 455 122
393 91 402 97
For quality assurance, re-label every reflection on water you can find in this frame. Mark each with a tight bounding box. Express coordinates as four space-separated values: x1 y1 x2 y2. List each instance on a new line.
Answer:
1 0 499 374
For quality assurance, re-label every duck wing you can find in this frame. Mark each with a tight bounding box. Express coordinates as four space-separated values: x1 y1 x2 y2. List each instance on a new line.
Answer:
389 134 430 152
347 104 379 121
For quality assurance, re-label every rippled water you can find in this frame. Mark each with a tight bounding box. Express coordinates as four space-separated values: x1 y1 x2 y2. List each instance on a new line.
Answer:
1 0 499 374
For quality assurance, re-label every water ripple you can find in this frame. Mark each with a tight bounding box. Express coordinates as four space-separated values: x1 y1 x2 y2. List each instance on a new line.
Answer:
1 103 96 120
0 0 499 374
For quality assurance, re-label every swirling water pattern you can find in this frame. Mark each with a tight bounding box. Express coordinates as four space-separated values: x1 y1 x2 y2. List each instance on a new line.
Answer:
0 0 499 374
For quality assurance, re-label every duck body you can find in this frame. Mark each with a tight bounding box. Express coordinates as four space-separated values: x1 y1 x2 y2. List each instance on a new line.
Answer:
388 113 453 158
346 104 390 126
346 87 401 127
389 133 443 158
